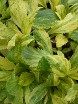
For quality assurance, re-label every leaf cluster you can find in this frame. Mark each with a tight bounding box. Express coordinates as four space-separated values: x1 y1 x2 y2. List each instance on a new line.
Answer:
0 0 78 104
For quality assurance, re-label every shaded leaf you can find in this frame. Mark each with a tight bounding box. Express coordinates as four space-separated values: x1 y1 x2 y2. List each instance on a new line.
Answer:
0 89 6 102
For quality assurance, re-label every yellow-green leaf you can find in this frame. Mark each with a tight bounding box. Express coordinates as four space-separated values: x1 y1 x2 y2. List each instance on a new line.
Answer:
18 72 34 86
49 13 78 34
55 34 68 47
0 56 15 70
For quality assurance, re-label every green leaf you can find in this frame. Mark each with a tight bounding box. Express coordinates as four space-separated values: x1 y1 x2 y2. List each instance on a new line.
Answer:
0 22 15 40
0 56 15 70
69 3 78 13
7 43 22 64
25 86 31 104
19 72 34 86
45 95 53 104
59 77 74 92
61 0 68 10
8 0 28 34
46 73 54 86
0 82 6 90
8 34 18 49
38 57 50 72
27 0 39 12
0 21 21 49
0 0 9 19
6 73 23 104
34 9 58 29
55 34 68 47
21 47 71 77
68 0 78 5
28 83 48 104
0 89 6 102
0 71 11 81
49 13 78 34
69 29 78 42
6 20 19 32
21 47 43 68
68 68 78 80
52 95 68 104
64 84 78 102
70 46 78 69
34 29 52 53
0 39 8 50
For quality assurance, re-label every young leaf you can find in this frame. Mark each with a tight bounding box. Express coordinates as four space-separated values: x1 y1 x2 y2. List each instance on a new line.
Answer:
55 34 68 47
56 4 66 19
